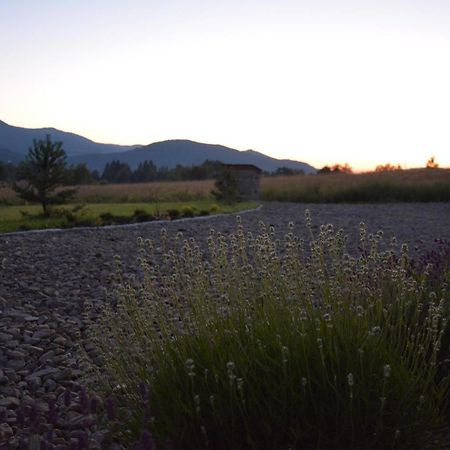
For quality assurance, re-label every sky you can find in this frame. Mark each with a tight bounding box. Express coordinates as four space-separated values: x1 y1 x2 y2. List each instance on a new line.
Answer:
1 0 450 171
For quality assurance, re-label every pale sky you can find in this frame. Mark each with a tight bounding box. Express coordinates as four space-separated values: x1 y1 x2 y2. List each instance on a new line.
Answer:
1 0 450 170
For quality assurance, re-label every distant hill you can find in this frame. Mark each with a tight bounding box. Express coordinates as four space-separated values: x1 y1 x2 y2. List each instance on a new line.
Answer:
0 120 137 156
0 147 23 165
0 120 316 174
68 140 316 173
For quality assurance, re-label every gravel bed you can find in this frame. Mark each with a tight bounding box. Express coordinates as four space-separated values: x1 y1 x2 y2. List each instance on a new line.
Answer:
0 202 449 448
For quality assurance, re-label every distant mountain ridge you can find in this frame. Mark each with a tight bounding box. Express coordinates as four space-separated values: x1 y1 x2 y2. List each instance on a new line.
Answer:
0 120 137 156
0 120 316 174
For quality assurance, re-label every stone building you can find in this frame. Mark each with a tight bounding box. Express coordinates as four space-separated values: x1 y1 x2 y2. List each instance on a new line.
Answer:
222 164 262 200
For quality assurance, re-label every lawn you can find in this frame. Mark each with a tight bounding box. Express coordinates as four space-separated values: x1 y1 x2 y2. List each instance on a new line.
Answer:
0 200 258 233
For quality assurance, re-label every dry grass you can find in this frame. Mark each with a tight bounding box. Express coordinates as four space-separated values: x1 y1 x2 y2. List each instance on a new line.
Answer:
261 168 450 202
262 168 450 191
0 179 215 205
75 179 214 202
1 169 449 206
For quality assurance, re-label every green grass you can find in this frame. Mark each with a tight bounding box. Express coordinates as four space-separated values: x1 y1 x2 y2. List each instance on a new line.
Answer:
88 215 450 450
0 201 258 233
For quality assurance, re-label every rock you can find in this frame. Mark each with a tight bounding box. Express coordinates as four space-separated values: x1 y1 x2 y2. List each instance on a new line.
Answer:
32 329 55 340
26 368 60 380
7 359 26 370
24 315 39 321
6 350 26 360
23 336 41 345
0 422 13 440
39 350 55 363
0 396 20 408
53 336 67 346
0 332 13 342
22 345 44 354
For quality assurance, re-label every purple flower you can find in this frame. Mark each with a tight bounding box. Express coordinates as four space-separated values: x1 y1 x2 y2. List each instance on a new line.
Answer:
28 401 40 431
79 389 89 413
90 395 100 414
64 387 72 407
16 409 25 427
48 407 59 426
105 396 116 421
134 430 156 450
18 439 28 450
76 431 89 450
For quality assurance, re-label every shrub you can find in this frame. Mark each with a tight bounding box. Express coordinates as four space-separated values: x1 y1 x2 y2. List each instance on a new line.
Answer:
88 214 450 449
211 167 240 203
182 205 195 217
99 212 115 225
167 208 180 220
209 203 219 213
133 209 155 223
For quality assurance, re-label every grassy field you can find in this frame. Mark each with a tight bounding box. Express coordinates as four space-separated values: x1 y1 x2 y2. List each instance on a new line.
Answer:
0 179 215 205
1 168 448 206
261 168 450 202
0 200 257 233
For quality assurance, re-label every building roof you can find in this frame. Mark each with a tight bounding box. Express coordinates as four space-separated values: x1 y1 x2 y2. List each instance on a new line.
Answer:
222 163 262 173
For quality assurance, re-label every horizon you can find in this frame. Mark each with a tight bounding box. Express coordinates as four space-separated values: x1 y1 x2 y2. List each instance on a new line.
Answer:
1 117 447 173
1 0 450 171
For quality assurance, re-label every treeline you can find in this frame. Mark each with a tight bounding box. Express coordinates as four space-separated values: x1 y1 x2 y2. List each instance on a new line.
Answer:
0 159 307 185
0 160 226 185
100 160 224 183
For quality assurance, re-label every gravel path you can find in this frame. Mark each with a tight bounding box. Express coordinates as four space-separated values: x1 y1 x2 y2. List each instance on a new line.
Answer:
1 202 449 448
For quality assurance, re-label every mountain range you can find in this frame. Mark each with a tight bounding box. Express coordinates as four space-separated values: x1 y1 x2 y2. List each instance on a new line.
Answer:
0 120 316 174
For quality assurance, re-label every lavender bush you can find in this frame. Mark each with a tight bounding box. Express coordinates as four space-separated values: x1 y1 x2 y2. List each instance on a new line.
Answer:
87 213 450 449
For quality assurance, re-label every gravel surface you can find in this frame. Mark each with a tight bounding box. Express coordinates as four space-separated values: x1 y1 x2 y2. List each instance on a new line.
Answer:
1 202 449 448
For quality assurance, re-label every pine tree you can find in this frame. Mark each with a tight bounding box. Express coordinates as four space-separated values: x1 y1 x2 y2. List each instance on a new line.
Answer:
13 135 77 216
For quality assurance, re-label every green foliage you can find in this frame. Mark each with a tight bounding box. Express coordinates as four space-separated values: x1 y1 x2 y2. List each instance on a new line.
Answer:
88 215 450 449
274 166 305 176
12 135 77 215
0 201 257 232
0 161 16 183
99 159 224 184
212 167 240 203
133 160 158 183
102 160 134 183
182 205 195 217
133 209 155 222
167 208 180 219
65 163 93 185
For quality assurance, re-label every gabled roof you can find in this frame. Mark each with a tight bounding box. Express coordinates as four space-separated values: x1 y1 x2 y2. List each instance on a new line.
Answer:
222 163 262 173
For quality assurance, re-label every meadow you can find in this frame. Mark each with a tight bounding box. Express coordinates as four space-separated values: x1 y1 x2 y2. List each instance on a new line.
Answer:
261 168 450 203
1 168 449 207
0 179 215 206
0 200 256 233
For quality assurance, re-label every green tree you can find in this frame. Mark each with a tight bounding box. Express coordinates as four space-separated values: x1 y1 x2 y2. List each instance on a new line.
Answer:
65 163 93 185
211 166 240 203
133 160 157 182
13 135 77 216
101 160 133 183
